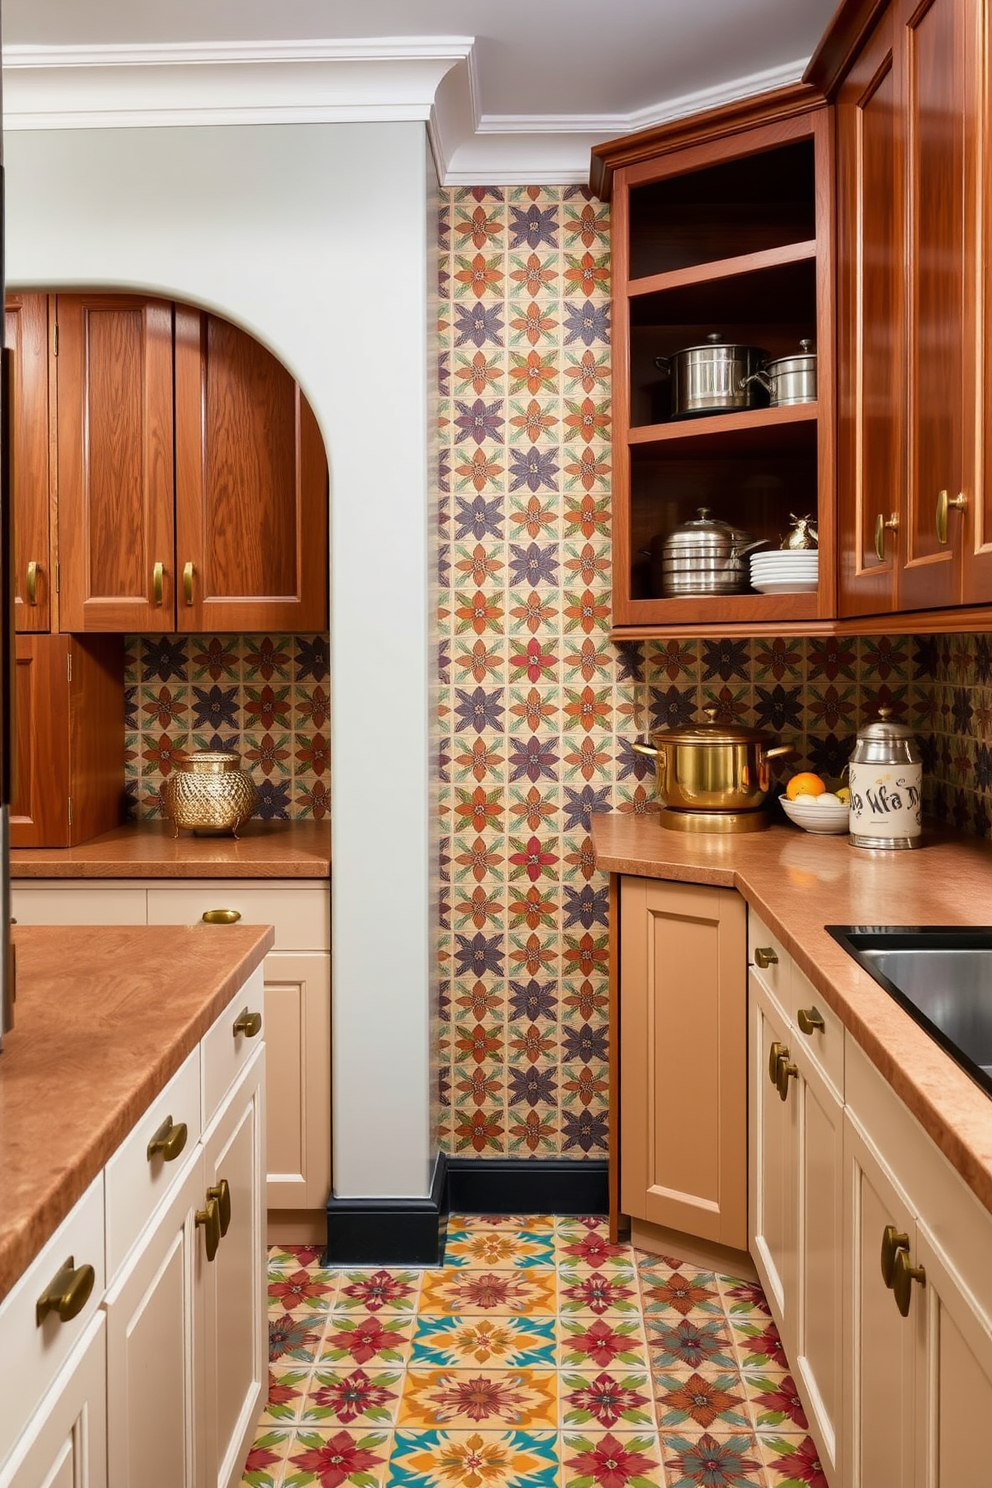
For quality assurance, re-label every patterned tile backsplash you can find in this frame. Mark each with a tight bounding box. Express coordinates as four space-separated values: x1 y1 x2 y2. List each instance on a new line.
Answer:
124 633 330 821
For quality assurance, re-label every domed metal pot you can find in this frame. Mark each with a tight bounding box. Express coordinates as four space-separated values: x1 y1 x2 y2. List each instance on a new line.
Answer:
653 507 768 597
654 333 769 418
160 751 259 838
633 707 793 826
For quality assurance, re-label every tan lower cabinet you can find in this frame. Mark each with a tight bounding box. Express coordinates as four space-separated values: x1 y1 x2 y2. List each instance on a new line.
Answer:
263 954 332 1211
619 876 747 1259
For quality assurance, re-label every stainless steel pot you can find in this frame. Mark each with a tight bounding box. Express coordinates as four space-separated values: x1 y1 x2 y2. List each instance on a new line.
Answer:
654 333 769 419
743 339 817 407
653 507 768 597
633 706 793 825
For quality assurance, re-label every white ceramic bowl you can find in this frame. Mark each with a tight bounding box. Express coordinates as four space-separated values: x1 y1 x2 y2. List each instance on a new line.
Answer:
751 577 819 594
780 795 850 835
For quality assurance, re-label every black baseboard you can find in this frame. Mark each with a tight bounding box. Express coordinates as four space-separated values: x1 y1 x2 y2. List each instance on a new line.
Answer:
323 1155 608 1267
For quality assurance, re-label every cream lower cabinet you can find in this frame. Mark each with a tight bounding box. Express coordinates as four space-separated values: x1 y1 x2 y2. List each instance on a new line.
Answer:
12 878 331 1231
620 876 747 1257
748 913 844 1484
844 1037 992 1488
0 1315 107 1488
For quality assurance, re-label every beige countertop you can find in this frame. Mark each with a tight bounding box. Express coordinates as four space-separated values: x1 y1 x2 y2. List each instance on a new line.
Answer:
10 819 331 879
591 811 992 1219
0 922 274 1304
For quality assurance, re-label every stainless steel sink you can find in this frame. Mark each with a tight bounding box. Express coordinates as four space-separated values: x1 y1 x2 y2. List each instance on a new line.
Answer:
826 926 992 1098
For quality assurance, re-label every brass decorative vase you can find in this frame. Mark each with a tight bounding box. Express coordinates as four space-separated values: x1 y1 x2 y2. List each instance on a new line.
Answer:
160 751 259 837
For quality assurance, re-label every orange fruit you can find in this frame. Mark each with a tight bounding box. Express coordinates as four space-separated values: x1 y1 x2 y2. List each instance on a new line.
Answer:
786 771 826 801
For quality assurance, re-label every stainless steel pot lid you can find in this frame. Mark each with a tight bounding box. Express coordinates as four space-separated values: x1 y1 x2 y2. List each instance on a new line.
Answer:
764 338 816 372
662 508 760 555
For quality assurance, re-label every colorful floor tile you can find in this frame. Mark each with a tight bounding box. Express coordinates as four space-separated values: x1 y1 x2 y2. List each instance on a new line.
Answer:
242 1216 829 1487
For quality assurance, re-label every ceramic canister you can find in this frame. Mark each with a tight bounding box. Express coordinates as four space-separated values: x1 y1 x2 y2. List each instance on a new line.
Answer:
848 707 922 849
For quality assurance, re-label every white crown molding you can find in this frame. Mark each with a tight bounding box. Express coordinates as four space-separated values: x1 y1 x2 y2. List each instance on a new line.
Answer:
2 41 807 185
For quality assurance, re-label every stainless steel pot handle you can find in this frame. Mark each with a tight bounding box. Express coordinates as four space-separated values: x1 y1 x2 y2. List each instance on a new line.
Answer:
740 369 771 392
653 356 671 374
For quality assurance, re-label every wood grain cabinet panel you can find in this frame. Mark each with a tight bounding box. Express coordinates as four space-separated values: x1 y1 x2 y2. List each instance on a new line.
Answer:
174 308 328 633
5 294 54 634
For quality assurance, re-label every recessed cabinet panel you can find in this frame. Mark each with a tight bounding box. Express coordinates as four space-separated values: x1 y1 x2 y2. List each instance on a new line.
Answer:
5 294 53 634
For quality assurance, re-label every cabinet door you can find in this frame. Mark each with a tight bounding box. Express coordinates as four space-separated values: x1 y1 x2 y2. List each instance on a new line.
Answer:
174 308 328 633
56 294 175 633
5 294 53 634
0 1315 107 1488
200 1048 266 1488
835 5 903 617
11 635 71 848
842 1115 917 1488
748 977 797 1327
104 1154 204 1488
620 877 747 1249
263 952 331 1211
898 0 980 611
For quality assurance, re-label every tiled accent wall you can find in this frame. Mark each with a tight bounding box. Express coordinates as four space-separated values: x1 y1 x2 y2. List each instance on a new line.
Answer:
123 633 330 820
917 632 992 834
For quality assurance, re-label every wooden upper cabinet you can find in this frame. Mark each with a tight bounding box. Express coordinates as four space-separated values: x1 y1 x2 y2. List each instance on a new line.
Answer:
56 294 176 633
174 308 328 633
5 294 54 633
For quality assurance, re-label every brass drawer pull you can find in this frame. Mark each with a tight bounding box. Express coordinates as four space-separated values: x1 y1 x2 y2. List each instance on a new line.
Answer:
776 1058 798 1101
208 1178 231 1237
936 488 967 544
233 1007 262 1039
892 1246 926 1317
152 560 164 606
36 1256 95 1327
797 1006 825 1036
146 1115 188 1163
768 1040 787 1086
754 946 778 969
196 1195 221 1262
873 512 899 562
26 560 39 605
880 1223 910 1288
201 909 242 925
183 561 195 605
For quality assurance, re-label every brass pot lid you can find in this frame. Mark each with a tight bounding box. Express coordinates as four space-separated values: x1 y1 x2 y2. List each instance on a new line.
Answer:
651 705 777 747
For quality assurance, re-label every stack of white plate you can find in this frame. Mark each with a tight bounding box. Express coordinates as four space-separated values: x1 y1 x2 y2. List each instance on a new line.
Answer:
749 548 819 594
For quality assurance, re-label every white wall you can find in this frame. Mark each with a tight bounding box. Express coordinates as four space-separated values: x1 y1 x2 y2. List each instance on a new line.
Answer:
4 120 436 1198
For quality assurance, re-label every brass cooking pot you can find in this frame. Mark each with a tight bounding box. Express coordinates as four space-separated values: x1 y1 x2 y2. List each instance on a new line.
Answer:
633 707 793 815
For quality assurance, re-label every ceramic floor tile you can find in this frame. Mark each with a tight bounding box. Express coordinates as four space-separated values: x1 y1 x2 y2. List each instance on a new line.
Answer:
738 1372 809 1435
272 1366 405 1427
652 1369 751 1432
412 1313 558 1367
755 1432 828 1486
398 1366 559 1428
315 1312 415 1367
268 1313 328 1367
268 1244 327 1273
388 1427 561 1486
557 1267 640 1316
444 1229 557 1268
419 1267 558 1316
559 1368 655 1428
645 1315 739 1374
278 1427 394 1487
637 1268 724 1318
558 1315 650 1371
560 1428 665 1487
267 1269 338 1313
660 1428 769 1487
452 1212 557 1232
331 1268 423 1313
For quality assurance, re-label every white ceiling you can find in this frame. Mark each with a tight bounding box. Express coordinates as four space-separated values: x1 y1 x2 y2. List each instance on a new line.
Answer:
1 0 840 183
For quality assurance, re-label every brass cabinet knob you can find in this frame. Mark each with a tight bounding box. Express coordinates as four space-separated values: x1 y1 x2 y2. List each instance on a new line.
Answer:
797 1006 826 1036
208 1178 232 1237
36 1256 95 1327
891 1246 926 1317
776 1058 798 1101
196 1195 221 1262
183 561 195 605
880 1223 910 1288
26 560 39 605
768 1040 788 1086
936 488 967 544
146 1114 188 1163
754 946 778 969
201 909 242 925
152 561 164 606
873 511 899 562
233 1007 262 1039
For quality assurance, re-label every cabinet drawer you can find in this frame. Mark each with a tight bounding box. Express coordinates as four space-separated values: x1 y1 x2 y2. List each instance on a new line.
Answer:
747 910 791 1008
0 1174 105 1471
104 1048 202 1278
201 967 265 1123
11 885 147 926
789 965 844 1097
146 883 329 951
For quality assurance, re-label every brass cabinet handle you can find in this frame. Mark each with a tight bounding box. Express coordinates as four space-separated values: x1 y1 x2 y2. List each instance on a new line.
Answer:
754 946 778 969
776 1058 798 1101
891 1245 926 1317
936 488 967 544
797 1006 826 1036
880 1223 911 1288
26 560 39 605
152 561 164 606
233 1007 262 1039
202 908 242 925
36 1256 95 1327
182 561 195 605
873 512 899 562
146 1114 188 1163
208 1178 232 1237
768 1040 787 1086
196 1195 221 1262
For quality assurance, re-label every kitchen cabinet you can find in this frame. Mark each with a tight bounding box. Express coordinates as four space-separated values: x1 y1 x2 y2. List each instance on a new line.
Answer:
10 634 124 848
748 914 844 1483
825 0 989 619
619 875 748 1259
589 89 836 637
11 878 331 1237
8 291 329 635
5 294 54 635
843 1035 992 1488
0 970 266 1488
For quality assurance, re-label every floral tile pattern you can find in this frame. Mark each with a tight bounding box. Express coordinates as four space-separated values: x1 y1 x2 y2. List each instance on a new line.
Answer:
123 633 330 821
241 1219 833 1486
